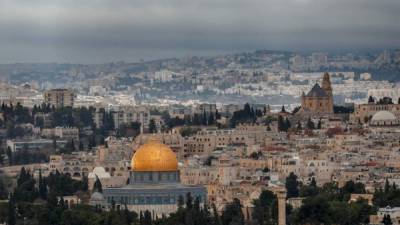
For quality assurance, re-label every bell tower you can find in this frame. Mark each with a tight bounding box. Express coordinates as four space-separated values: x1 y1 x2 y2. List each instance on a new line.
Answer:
322 72 332 97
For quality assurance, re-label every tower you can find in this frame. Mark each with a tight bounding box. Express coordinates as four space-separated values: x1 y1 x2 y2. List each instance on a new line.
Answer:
300 73 334 114
277 189 287 225
322 72 332 97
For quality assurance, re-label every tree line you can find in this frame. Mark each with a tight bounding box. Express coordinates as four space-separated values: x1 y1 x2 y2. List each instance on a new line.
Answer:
285 173 377 225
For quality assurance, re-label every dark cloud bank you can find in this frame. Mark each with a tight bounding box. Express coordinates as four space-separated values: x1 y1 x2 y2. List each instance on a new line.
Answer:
0 0 399 63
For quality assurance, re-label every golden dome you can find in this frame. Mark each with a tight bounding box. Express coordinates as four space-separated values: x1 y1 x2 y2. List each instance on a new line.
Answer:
131 138 178 172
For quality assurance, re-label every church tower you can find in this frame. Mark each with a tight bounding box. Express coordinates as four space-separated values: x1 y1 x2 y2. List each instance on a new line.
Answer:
322 72 332 97
300 72 334 114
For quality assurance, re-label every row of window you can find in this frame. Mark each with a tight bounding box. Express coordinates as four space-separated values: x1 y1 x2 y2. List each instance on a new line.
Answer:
133 172 178 182
107 195 202 205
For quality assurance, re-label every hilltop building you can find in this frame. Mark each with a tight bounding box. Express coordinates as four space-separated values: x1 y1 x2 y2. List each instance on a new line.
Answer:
301 73 334 114
43 88 75 108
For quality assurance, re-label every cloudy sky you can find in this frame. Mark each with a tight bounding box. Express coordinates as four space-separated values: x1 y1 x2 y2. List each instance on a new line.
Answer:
0 0 399 63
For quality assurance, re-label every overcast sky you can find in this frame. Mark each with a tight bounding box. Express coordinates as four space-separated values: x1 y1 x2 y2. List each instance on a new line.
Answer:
0 0 399 63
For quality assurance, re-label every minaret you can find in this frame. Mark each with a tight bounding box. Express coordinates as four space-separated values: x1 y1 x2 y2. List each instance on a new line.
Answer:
322 72 332 97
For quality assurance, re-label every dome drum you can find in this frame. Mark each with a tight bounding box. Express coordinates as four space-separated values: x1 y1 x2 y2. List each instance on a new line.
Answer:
129 170 180 184
91 138 207 217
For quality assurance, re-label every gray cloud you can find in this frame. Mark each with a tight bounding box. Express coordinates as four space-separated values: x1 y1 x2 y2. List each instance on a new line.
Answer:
0 0 399 63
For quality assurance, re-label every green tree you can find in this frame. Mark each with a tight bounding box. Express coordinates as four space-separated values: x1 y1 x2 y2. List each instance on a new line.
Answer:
286 173 299 198
252 190 278 225
81 176 89 192
79 141 84 151
15 167 38 202
278 115 286 132
285 118 291 130
6 147 12 165
297 121 302 130
295 196 331 225
385 178 390 194
149 119 157 133
341 180 366 201
306 118 315 130
0 178 8 200
221 198 244 225
177 195 184 209
368 96 375 103
143 210 152 225
7 194 16 225
382 214 393 225
185 192 193 209
93 176 103 193
208 113 215 125
310 177 317 187
39 169 48 200
212 203 221 225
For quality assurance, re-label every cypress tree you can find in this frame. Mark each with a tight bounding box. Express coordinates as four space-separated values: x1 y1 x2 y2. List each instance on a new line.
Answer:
186 192 193 209
368 96 375 103
297 121 302 130
143 210 152 225
93 176 103 193
286 172 299 198
310 177 317 187
281 105 286 113
382 214 393 225
212 203 221 225
79 141 84 151
385 178 390 194
285 118 291 130
8 194 16 225
307 118 315 130
278 115 285 132
177 195 184 209
81 176 89 192
71 139 76 151
39 169 47 199
149 119 157 133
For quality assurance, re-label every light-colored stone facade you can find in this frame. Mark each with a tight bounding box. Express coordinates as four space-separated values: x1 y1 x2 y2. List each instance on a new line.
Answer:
301 73 334 114
44 88 75 108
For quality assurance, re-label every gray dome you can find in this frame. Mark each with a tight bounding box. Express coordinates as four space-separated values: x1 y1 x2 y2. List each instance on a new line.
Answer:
90 192 105 201
371 111 397 121
370 110 399 126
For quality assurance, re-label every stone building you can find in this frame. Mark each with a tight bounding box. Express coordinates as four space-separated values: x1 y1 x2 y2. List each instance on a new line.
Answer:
49 152 95 178
300 73 334 114
369 111 400 127
43 88 75 108
41 127 79 140
351 102 400 124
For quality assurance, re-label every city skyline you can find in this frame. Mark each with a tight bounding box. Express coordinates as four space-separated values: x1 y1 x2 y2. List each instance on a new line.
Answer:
1 1 400 225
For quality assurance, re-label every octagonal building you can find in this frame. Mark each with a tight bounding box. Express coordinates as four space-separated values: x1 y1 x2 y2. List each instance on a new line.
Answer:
91 138 207 215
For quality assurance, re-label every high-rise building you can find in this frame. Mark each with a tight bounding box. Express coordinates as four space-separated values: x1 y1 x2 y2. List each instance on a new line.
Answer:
43 88 75 108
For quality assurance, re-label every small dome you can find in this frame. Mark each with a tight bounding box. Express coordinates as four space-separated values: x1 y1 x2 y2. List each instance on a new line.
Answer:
131 138 178 172
88 167 111 179
371 111 397 121
90 192 105 201
370 110 399 126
